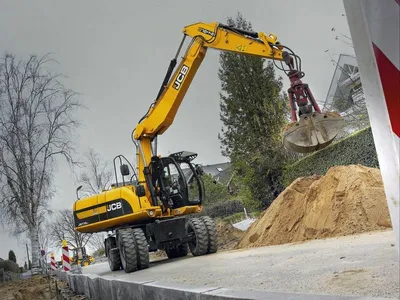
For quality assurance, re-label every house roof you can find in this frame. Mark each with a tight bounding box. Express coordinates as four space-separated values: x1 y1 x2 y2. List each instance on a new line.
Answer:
181 161 234 186
201 162 231 177
212 164 234 185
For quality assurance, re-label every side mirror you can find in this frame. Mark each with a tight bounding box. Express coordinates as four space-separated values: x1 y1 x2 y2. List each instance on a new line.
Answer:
76 185 83 200
135 185 146 197
120 164 130 176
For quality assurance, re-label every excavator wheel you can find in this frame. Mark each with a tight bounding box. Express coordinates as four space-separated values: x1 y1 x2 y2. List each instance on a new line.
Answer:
108 248 122 271
118 229 138 273
199 216 218 254
185 217 208 256
282 111 344 153
131 228 150 270
106 237 122 271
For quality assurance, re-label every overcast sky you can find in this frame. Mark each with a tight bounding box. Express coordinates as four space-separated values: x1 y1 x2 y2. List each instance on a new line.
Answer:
0 0 353 264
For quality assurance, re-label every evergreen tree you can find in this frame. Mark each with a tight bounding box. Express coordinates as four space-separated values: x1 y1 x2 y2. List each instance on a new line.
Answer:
218 13 290 209
8 250 16 263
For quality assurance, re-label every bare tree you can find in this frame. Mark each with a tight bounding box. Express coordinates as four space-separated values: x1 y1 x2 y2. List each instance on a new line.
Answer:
49 209 92 250
38 221 52 252
78 148 113 197
86 232 107 255
0 53 82 272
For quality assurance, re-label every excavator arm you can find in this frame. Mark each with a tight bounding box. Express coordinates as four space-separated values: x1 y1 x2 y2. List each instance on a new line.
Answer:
133 21 344 196
134 22 287 140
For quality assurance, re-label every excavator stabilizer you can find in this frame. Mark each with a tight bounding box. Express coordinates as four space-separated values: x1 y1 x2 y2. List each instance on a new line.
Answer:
282 111 344 153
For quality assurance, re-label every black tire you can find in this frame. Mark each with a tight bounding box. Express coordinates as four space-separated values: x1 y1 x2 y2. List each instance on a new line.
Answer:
165 243 188 259
118 229 138 273
108 248 121 271
132 228 149 270
200 216 218 254
186 217 208 256
106 237 121 271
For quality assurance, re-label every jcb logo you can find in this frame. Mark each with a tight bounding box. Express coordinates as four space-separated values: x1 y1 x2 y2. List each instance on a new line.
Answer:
173 65 189 90
107 202 122 212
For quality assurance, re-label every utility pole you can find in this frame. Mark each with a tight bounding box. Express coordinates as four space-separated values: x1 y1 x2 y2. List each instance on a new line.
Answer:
25 243 30 270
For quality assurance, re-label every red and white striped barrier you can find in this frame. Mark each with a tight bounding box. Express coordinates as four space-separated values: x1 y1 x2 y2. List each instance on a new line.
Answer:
62 240 71 272
50 252 56 272
343 0 399 254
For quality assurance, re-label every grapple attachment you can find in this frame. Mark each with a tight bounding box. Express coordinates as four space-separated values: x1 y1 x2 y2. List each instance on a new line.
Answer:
282 111 344 153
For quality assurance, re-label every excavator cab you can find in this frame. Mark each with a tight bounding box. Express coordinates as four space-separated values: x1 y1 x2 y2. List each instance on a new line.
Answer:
149 151 204 210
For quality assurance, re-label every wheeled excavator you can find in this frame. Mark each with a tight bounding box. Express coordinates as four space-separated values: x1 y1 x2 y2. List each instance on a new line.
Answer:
73 21 343 273
69 246 94 267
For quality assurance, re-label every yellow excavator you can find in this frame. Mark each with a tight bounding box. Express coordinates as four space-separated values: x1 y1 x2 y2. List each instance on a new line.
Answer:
69 246 94 267
73 21 343 273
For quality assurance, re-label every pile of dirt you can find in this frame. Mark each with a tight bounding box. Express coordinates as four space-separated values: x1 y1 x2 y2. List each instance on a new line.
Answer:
236 165 392 249
0 275 52 300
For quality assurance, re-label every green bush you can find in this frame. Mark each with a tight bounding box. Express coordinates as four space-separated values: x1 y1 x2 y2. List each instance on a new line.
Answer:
283 127 379 186
0 260 20 273
200 200 244 219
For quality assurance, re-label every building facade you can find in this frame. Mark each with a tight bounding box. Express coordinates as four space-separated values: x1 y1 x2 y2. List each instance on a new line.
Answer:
323 54 370 138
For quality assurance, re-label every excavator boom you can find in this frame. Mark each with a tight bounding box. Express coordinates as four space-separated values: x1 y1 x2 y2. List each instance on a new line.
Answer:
134 22 343 153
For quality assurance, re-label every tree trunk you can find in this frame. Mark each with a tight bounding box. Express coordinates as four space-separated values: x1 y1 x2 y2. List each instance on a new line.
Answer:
29 226 40 274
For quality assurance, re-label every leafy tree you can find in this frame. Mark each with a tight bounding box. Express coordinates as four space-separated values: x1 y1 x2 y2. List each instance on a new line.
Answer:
8 250 16 263
217 13 291 209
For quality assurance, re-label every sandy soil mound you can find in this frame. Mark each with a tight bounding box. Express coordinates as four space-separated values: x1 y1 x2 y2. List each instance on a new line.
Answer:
236 165 392 249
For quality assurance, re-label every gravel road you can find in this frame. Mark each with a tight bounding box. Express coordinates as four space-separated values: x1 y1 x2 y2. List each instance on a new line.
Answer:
83 230 399 299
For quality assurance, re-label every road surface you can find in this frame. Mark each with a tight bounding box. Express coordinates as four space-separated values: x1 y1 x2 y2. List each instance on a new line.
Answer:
83 230 399 299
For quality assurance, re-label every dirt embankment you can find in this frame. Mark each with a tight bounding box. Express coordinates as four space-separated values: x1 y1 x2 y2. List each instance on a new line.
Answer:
237 165 392 249
0 275 87 300
215 221 245 250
